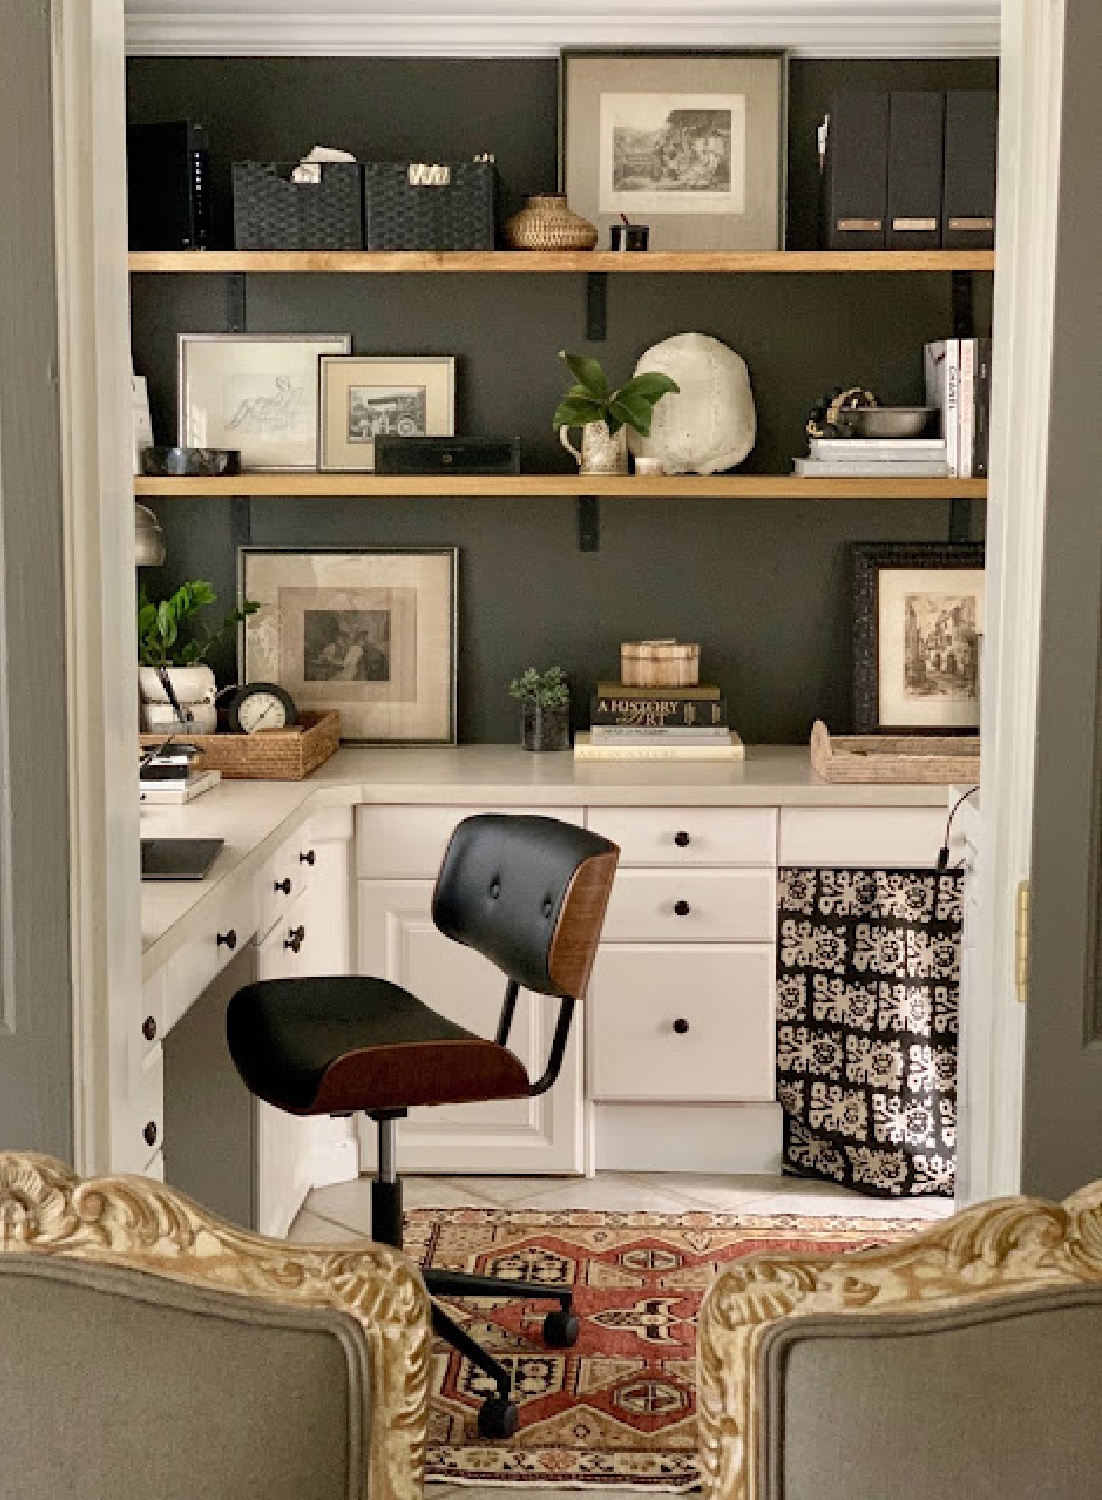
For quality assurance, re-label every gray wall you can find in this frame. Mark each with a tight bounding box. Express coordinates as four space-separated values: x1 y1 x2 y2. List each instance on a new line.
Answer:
128 56 994 744
0 0 73 1157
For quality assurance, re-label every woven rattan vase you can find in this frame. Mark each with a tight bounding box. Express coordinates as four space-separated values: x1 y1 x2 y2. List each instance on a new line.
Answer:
504 194 598 251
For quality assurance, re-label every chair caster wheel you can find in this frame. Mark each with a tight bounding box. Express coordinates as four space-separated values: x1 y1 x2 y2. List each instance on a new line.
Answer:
543 1307 580 1348
477 1395 520 1439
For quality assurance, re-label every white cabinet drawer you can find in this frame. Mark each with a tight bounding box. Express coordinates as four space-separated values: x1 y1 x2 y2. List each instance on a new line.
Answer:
779 807 948 868
163 882 256 1035
601 868 775 943
588 806 776 867
356 804 583 879
590 944 775 1102
134 969 166 1071
257 830 316 943
129 1045 165 1170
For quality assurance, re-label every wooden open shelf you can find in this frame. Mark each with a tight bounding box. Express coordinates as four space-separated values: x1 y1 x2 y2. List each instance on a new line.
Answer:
128 249 995 276
134 473 988 500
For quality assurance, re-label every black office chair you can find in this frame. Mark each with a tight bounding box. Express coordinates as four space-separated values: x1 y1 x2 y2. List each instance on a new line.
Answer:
227 813 619 1438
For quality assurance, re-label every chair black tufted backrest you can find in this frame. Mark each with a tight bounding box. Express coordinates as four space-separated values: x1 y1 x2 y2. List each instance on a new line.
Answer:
431 814 619 1000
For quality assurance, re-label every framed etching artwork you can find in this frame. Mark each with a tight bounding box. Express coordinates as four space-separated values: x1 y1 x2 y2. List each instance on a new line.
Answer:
240 547 458 744
318 355 456 471
178 333 351 470
852 542 986 733
560 48 788 251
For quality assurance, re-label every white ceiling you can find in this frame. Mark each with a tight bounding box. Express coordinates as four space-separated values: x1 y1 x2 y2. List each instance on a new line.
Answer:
124 1 1001 59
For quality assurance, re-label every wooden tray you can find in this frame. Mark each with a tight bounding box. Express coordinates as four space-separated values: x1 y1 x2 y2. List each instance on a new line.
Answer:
141 711 340 781
810 720 981 784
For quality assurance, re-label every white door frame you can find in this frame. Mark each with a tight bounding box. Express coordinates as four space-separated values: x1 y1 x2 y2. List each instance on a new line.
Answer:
960 0 1067 1202
51 0 142 1174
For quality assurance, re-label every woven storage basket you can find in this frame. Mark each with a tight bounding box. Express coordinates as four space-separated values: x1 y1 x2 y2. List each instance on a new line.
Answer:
620 640 700 688
364 162 496 250
232 162 363 250
141 711 340 781
810 720 981 784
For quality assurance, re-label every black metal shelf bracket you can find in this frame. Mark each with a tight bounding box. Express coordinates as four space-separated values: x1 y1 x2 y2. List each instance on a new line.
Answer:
227 272 247 332
585 272 608 341
577 495 600 552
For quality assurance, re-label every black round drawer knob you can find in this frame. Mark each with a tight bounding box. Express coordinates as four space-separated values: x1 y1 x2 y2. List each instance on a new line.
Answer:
674 830 691 847
141 1015 157 1043
284 924 306 954
143 1121 158 1148
300 850 316 866
217 929 237 951
673 1018 690 1035
673 899 691 917
274 877 292 895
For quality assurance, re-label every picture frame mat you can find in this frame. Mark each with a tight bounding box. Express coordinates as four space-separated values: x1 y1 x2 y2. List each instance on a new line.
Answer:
240 547 457 744
319 355 456 472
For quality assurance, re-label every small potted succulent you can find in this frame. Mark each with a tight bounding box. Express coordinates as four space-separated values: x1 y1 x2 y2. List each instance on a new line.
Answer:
509 666 571 752
554 351 679 474
137 580 258 733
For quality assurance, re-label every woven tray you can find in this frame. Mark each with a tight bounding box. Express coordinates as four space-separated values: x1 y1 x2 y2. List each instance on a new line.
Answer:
810 719 981 784
141 711 340 781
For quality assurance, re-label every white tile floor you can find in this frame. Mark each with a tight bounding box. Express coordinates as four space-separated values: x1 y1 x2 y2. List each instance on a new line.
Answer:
289 1172 952 1496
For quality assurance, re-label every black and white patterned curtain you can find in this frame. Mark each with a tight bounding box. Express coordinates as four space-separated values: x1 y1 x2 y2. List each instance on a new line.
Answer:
776 868 962 1197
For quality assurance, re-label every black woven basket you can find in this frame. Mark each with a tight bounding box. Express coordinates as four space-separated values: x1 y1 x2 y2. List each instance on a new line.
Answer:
364 162 496 251
232 162 364 250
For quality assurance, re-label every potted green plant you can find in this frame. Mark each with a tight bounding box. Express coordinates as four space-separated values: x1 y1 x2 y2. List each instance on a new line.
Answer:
509 666 571 752
137 581 258 733
554 351 679 475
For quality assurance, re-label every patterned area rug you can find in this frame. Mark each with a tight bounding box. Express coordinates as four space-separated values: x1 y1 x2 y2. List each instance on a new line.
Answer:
407 1206 921 1489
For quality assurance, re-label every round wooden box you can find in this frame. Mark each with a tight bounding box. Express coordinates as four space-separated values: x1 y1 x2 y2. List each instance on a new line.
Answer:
620 640 700 687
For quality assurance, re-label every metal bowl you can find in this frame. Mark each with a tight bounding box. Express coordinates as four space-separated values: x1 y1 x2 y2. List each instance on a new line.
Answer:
834 406 937 439
141 446 242 477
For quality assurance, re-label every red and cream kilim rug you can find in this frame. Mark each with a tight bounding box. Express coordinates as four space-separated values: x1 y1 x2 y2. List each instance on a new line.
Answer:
406 1206 922 1489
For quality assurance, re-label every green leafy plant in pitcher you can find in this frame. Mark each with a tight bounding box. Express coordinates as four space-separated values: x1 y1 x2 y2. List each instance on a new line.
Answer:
553 351 679 475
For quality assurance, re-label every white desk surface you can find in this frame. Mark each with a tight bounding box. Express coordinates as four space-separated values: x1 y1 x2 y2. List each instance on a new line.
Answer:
140 743 952 977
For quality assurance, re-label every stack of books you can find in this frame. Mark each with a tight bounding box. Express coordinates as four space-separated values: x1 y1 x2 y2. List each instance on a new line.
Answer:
139 744 221 804
574 682 744 761
794 434 948 479
924 337 994 478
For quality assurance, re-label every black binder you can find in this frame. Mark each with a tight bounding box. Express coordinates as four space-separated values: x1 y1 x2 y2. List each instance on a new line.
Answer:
943 91 998 249
888 92 945 250
821 91 889 250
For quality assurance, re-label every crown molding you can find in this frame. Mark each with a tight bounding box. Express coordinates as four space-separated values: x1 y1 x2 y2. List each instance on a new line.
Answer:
124 1 1001 60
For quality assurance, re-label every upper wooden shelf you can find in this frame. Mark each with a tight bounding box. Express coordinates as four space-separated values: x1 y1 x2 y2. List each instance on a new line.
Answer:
134 473 988 500
128 249 995 276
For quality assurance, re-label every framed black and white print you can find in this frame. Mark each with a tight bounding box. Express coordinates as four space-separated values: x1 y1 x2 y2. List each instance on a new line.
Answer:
852 542 986 734
178 333 351 470
560 48 788 251
318 355 455 471
239 547 457 744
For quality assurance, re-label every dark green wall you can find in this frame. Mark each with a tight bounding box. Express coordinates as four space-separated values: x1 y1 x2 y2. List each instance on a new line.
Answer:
128 55 994 744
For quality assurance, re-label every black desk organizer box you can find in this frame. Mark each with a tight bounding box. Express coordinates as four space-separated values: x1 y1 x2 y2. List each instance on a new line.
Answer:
364 162 497 251
232 161 364 250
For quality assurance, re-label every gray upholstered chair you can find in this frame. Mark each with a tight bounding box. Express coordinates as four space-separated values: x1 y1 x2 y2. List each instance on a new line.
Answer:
0 1151 431 1500
698 1180 1102 1500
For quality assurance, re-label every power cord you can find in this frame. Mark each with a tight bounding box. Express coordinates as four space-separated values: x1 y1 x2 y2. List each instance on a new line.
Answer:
937 785 979 870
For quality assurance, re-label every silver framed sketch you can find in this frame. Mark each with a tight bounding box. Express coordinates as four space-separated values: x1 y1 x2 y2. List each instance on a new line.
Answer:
560 48 787 252
318 355 456 471
239 547 457 744
178 333 351 470
852 542 986 734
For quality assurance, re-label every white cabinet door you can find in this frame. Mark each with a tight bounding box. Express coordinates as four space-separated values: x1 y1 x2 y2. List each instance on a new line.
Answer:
357 879 584 1174
254 893 314 1237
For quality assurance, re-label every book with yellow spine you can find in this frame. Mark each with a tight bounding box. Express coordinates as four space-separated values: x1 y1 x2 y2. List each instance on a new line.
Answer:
573 730 744 761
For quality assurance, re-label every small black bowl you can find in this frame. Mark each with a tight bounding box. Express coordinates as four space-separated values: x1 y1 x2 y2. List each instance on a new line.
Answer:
141 446 242 477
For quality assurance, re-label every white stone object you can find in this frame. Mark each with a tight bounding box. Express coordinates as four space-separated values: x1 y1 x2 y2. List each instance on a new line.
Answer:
628 332 756 475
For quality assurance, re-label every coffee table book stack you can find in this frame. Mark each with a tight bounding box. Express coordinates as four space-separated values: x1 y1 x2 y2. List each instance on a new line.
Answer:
576 642 744 761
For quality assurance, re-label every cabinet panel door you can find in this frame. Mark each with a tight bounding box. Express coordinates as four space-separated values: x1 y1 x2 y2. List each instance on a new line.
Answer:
254 893 314 1236
357 879 583 1173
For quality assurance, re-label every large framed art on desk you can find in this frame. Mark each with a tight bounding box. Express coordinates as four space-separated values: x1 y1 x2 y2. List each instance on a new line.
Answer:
239 547 458 744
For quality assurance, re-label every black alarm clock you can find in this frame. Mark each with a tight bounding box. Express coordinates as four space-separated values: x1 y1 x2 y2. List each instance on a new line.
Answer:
226 682 297 735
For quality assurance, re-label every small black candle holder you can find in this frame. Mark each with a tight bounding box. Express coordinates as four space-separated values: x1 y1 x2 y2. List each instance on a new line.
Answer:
609 223 650 251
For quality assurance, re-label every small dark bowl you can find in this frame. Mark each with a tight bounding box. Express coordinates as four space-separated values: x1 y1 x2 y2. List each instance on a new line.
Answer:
141 446 242 477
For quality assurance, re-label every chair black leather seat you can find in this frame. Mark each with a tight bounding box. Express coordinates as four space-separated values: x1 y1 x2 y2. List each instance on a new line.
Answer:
228 975 531 1115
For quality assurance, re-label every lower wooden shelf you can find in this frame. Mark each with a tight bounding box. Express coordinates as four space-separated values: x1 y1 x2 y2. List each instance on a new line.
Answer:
133 473 988 500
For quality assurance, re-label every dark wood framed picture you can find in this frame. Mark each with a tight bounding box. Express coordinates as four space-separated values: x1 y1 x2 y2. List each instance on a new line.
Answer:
559 48 788 251
852 542 986 733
